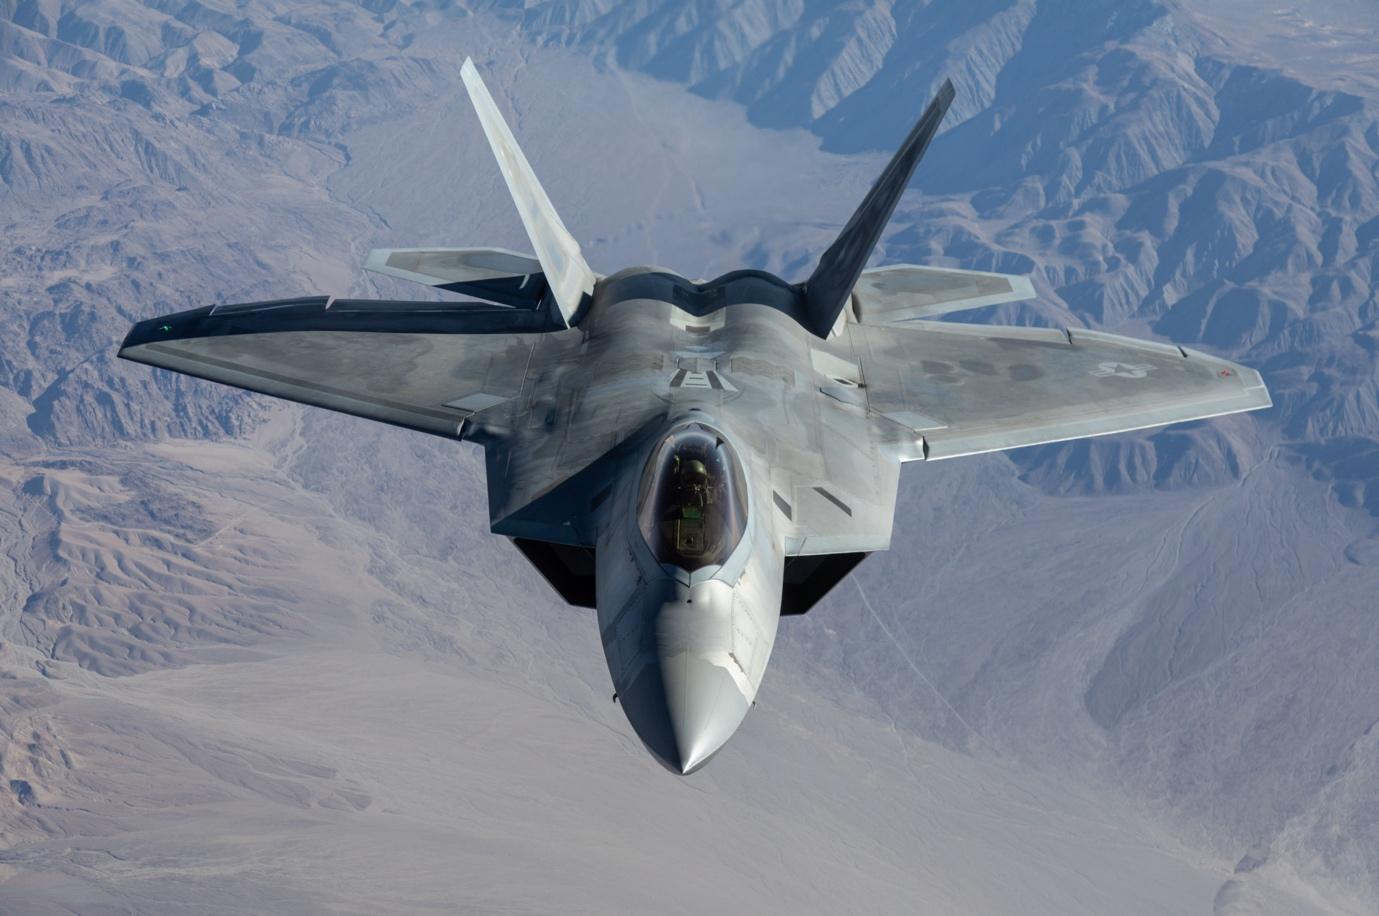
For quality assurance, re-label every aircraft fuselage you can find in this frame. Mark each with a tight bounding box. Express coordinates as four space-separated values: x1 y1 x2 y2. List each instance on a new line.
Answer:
486 267 897 772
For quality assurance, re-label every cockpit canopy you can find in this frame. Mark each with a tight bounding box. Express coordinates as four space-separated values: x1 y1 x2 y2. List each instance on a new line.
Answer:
637 423 749 571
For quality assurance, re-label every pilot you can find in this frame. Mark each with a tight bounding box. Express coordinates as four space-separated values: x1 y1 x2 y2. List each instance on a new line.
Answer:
672 455 712 512
669 453 714 557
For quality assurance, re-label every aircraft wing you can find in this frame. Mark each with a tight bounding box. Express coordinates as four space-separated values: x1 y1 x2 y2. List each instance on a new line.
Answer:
855 321 1271 461
119 296 553 438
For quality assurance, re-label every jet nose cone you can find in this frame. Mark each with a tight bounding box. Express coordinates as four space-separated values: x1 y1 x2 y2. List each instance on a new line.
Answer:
610 579 754 774
618 666 680 773
662 654 751 774
617 656 751 775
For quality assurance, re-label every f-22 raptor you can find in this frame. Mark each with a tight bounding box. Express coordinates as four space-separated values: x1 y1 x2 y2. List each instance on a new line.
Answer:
120 60 1271 774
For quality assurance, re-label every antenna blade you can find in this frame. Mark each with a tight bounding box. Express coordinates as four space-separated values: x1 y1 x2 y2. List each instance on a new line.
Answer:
461 58 596 326
802 79 956 337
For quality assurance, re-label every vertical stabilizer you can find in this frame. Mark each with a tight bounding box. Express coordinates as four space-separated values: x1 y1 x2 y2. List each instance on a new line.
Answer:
800 79 956 338
460 58 597 326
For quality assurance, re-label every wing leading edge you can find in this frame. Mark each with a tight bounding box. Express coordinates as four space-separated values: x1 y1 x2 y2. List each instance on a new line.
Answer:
855 321 1271 461
119 296 554 438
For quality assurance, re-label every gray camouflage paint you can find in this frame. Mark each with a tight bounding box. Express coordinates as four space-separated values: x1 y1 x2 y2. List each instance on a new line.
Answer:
118 60 1270 773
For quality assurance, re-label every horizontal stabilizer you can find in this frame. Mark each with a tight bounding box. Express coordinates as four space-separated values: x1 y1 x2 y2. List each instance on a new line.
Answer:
366 247 547 307
461 58 596 325
853 264 1036 324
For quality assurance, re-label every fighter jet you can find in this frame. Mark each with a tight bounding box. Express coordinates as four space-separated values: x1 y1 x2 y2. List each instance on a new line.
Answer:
119 60 1271 774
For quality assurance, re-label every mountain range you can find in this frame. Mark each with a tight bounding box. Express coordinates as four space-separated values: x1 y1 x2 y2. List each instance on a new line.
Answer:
2 0 1377 911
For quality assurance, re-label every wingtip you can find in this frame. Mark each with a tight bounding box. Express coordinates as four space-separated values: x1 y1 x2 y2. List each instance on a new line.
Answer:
1243 368 1273 410
363 248 388 272
460 56 480 89
1010 273 1037 300
118 319 160 357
